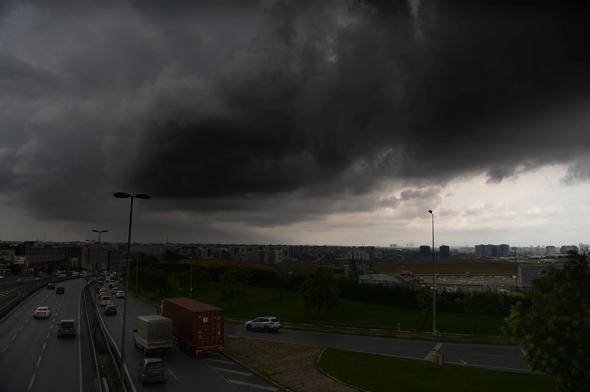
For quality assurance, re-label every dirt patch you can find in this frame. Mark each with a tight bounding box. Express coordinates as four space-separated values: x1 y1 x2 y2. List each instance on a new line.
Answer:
224 336 357 392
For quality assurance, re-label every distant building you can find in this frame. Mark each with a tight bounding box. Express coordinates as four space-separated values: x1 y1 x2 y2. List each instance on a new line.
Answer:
439 245 450 260
475 244 511 257
498 244 511 257
419 245 431 259
545 246 557 256
560 245 578 255
358 274 404 287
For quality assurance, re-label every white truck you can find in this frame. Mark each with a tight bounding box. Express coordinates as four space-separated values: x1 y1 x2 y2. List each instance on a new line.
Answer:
133 315 174 355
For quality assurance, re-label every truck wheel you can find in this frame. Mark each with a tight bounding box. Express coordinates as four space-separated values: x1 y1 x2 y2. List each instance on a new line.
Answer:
246 324 252 331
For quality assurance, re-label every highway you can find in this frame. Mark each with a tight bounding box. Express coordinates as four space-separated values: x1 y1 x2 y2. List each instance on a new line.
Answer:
99 289 278 391
226 324 529 373
0 279 86 392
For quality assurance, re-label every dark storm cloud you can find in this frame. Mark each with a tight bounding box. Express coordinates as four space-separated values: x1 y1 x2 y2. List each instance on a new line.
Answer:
1 0 590 227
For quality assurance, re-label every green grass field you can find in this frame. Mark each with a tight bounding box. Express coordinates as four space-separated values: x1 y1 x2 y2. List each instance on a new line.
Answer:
134 276 505 335
318 349 555 392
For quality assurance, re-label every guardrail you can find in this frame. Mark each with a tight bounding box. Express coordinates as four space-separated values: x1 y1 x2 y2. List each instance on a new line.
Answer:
0 276 79 320
87 282 136 392
81 283 104 392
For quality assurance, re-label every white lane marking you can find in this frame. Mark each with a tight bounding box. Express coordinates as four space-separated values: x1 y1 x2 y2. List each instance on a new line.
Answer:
49 324 53 331
1 345 8 354
225 379 277 391
46 332 50 339
460 359 467 365
213 367 252 376
433 342 443 351
167 368 179 381
10 334 17 342
36 355 42 367
42 342 47 351
206 358 235 365
27 374 36 391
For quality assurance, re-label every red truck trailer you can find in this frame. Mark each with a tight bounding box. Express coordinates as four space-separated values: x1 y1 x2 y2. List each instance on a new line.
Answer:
161 297 224 356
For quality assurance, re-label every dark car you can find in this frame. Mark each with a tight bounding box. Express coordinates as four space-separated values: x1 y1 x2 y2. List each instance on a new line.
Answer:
104 304 117 316
56 286 65 294
46 283 55 289
57 319 76 338
138 358 167 385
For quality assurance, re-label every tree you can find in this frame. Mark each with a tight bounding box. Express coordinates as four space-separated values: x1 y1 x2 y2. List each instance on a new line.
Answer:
142 270 171 299
219 268 249 308
301 268 339 319
505 255 590 391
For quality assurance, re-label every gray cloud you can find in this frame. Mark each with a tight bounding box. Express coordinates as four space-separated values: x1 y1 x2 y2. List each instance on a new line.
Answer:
1 0 590 238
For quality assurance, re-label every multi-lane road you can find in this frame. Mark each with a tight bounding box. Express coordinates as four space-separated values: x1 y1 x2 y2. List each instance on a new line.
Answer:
0 279 85 392
99 289 278 392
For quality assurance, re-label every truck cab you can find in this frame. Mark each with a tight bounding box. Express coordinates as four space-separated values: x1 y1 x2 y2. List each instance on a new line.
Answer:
133 315 173 355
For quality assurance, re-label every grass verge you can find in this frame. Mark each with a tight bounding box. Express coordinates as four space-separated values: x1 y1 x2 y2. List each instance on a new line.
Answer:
134 281 505 335
318 348 555 392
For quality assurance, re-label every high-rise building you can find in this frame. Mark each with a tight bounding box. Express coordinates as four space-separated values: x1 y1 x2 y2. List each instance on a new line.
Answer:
560 245 578 254
419 245 431 259
475 244 511 257
498 244 510 257
439 245 450 260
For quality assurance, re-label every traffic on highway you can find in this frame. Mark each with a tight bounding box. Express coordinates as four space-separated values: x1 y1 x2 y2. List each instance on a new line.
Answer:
0 272 530 392
94 273 277 392
0 278 84 392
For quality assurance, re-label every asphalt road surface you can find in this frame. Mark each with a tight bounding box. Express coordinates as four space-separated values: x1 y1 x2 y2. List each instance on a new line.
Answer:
99 289 278 392
225 324 529 373
0 279 86 392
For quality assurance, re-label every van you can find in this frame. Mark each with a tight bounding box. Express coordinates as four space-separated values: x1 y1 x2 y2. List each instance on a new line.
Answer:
138 358 167 385
57 319 76 338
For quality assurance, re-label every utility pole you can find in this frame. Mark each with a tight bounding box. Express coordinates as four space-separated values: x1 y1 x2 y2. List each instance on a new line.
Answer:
428 210 437 336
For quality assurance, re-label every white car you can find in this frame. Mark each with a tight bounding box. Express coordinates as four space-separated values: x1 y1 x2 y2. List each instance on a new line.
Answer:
115 290 125 298
245 316 281 332
33 306 51 319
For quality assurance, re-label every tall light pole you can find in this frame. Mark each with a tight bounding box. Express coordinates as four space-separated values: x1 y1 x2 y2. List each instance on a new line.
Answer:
92 229 108 275
428 210 437 336
189 261 193 297
113 192 150 367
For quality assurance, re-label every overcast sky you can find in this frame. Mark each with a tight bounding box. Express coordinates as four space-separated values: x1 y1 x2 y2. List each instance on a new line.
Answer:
1 0 590 247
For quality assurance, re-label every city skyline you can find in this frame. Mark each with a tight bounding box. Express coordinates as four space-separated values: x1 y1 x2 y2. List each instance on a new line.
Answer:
1 2 590 247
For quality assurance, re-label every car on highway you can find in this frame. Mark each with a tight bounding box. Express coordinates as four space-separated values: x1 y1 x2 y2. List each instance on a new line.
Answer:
99 295 112 307
56 286 65 294
115 290 125 298
47 283 55 289
33 306 51 319
138 358 167 385
57 319 76 338
245 316 281 332
104 304 117 316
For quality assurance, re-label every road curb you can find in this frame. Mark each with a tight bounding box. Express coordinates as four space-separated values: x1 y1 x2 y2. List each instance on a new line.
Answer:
314 348 370 392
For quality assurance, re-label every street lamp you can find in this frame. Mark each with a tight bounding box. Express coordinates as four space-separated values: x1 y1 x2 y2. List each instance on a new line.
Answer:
91 229 108 275
113 192 150 367
428 210 437 336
